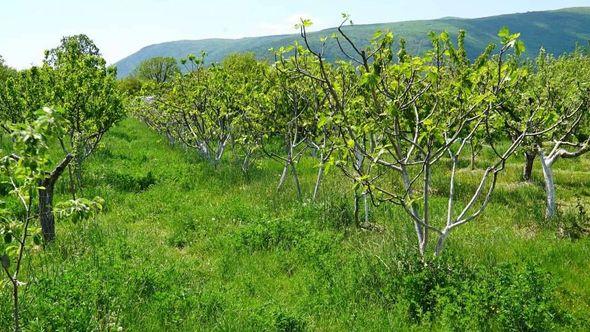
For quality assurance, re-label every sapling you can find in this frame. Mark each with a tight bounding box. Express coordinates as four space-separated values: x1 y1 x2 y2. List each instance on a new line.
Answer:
0 110 50 332
1 108 106 331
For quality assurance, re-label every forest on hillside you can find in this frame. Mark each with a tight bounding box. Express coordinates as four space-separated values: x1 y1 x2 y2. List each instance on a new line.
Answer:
114 7 590 78
1 15 590 331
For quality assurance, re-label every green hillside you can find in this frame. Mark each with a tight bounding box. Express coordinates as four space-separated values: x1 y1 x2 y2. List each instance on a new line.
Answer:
115 7 590 77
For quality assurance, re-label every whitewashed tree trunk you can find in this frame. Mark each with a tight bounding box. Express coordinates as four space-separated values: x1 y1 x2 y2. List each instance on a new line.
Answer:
353 191 360 224
434 230 449 256
539 151 557 219
312 163 324 201
353 145 371 225
290 163 302 200
401 167 424 255
277 160 289 190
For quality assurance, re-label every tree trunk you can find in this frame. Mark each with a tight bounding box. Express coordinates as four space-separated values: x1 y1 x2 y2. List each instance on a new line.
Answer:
39 154 73 243
67 163 76 200
523 151 536 182
241 153 251 174
401 168 424 255
38 182 56 243
214 140 227 164
312 162 324 201
12 279 19 332
539 153 557 219
434 230 449 257
420 162 432 256
363 193 369 224
353 191 360 225
469 139 476 170
277 141 293 190
277 161 289 190
291 163 302 201
74 154 84 194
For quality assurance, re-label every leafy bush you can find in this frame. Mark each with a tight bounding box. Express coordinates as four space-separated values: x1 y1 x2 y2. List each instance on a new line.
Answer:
357 253 570 330
557 199 590 239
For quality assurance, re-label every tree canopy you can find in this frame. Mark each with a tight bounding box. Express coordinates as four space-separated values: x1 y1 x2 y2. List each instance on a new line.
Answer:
134 56 179 83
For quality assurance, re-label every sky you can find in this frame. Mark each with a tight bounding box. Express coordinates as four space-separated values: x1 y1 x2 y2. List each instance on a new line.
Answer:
1 0 590 69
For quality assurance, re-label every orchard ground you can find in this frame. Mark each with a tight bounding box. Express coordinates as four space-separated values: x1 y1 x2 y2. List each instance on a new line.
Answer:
1 118 589 331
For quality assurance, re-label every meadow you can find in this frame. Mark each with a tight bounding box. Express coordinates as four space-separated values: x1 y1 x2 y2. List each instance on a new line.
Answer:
1 118 588 331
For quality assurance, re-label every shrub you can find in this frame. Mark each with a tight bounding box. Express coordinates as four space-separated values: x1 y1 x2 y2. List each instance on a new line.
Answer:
343 250 570 330
557 199 590 239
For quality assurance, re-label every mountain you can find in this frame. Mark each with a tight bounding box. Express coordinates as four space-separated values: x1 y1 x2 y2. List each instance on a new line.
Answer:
115 7 590 78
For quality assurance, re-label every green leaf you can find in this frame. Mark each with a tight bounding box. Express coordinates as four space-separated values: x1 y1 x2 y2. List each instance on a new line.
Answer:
360 72 378 88
300 19 313 28
498 26 510 40
515 40 526 56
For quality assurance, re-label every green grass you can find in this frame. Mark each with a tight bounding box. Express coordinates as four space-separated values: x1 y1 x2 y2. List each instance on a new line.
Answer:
1 118 590 331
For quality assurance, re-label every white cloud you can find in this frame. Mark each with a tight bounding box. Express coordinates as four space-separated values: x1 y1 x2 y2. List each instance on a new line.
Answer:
253 13 325 37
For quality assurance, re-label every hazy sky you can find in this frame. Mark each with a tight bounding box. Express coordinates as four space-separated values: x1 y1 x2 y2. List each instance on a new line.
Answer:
2 0 590 68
